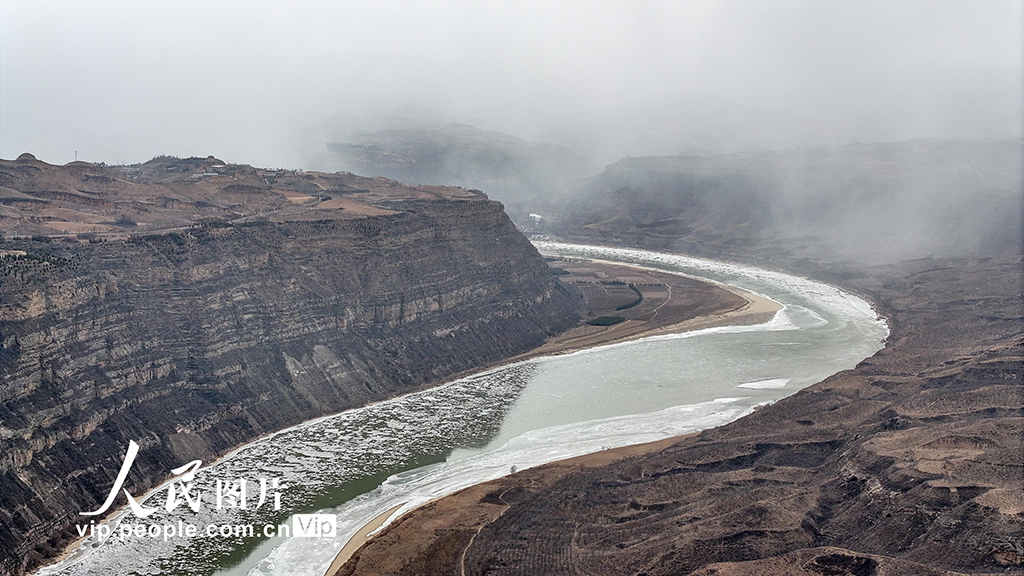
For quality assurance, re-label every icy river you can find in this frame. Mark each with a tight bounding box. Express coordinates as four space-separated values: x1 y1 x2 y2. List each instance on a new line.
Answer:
40 242 888 576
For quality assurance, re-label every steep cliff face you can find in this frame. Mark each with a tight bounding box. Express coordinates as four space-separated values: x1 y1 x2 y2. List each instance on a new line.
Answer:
0 186 580 575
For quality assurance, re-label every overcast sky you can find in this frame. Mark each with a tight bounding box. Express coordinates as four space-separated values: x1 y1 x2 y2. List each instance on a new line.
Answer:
1 0 1020 168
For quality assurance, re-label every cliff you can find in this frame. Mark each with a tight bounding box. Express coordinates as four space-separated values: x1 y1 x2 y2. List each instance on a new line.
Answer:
0 157 582 575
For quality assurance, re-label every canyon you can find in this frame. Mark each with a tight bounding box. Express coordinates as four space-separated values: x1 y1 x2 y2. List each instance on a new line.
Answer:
0 155 582 576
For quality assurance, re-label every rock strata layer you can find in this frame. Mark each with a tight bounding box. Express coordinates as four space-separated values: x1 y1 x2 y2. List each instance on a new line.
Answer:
0 158 581 576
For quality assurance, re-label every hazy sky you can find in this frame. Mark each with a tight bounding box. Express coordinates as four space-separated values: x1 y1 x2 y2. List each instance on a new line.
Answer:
1 0 1020 167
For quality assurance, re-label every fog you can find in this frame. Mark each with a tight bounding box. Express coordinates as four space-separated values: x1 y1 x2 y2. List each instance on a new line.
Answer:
1 0 1021 168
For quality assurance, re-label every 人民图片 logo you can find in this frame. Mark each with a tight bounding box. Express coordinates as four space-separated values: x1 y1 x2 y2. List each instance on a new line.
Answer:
82 440 283 518
76 441 335 542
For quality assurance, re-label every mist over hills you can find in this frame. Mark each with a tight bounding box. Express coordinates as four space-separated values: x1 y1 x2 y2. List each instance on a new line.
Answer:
529 93 836 166
303 95 874 227
9 107 1020 267
311 108 1022 265
538 138 1023 264
305 97 1021 266
312 121 590 222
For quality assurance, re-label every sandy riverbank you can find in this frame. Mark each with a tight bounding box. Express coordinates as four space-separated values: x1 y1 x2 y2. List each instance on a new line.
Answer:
487 258 781 367
326 504 405 575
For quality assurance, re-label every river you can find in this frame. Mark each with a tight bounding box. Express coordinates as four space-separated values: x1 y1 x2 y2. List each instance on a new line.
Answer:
39 242 888 576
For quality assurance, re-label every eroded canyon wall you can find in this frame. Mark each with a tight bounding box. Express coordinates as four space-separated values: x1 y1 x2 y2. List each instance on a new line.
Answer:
0 196 581 575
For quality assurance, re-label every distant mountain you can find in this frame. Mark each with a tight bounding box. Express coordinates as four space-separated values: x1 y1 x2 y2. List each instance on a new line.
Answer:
555 139 1023 263
321 123 591 222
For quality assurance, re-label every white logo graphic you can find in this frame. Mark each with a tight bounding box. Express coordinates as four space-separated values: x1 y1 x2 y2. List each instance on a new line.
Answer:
82 440 283 517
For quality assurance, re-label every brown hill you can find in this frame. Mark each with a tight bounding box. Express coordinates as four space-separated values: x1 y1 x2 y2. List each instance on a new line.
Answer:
0 154 482 237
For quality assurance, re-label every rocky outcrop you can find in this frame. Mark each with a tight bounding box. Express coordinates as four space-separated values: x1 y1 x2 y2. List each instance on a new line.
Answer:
0 187 581 575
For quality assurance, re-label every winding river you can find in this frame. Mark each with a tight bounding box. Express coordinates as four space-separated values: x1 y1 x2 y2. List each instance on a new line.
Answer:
39 242 888 576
